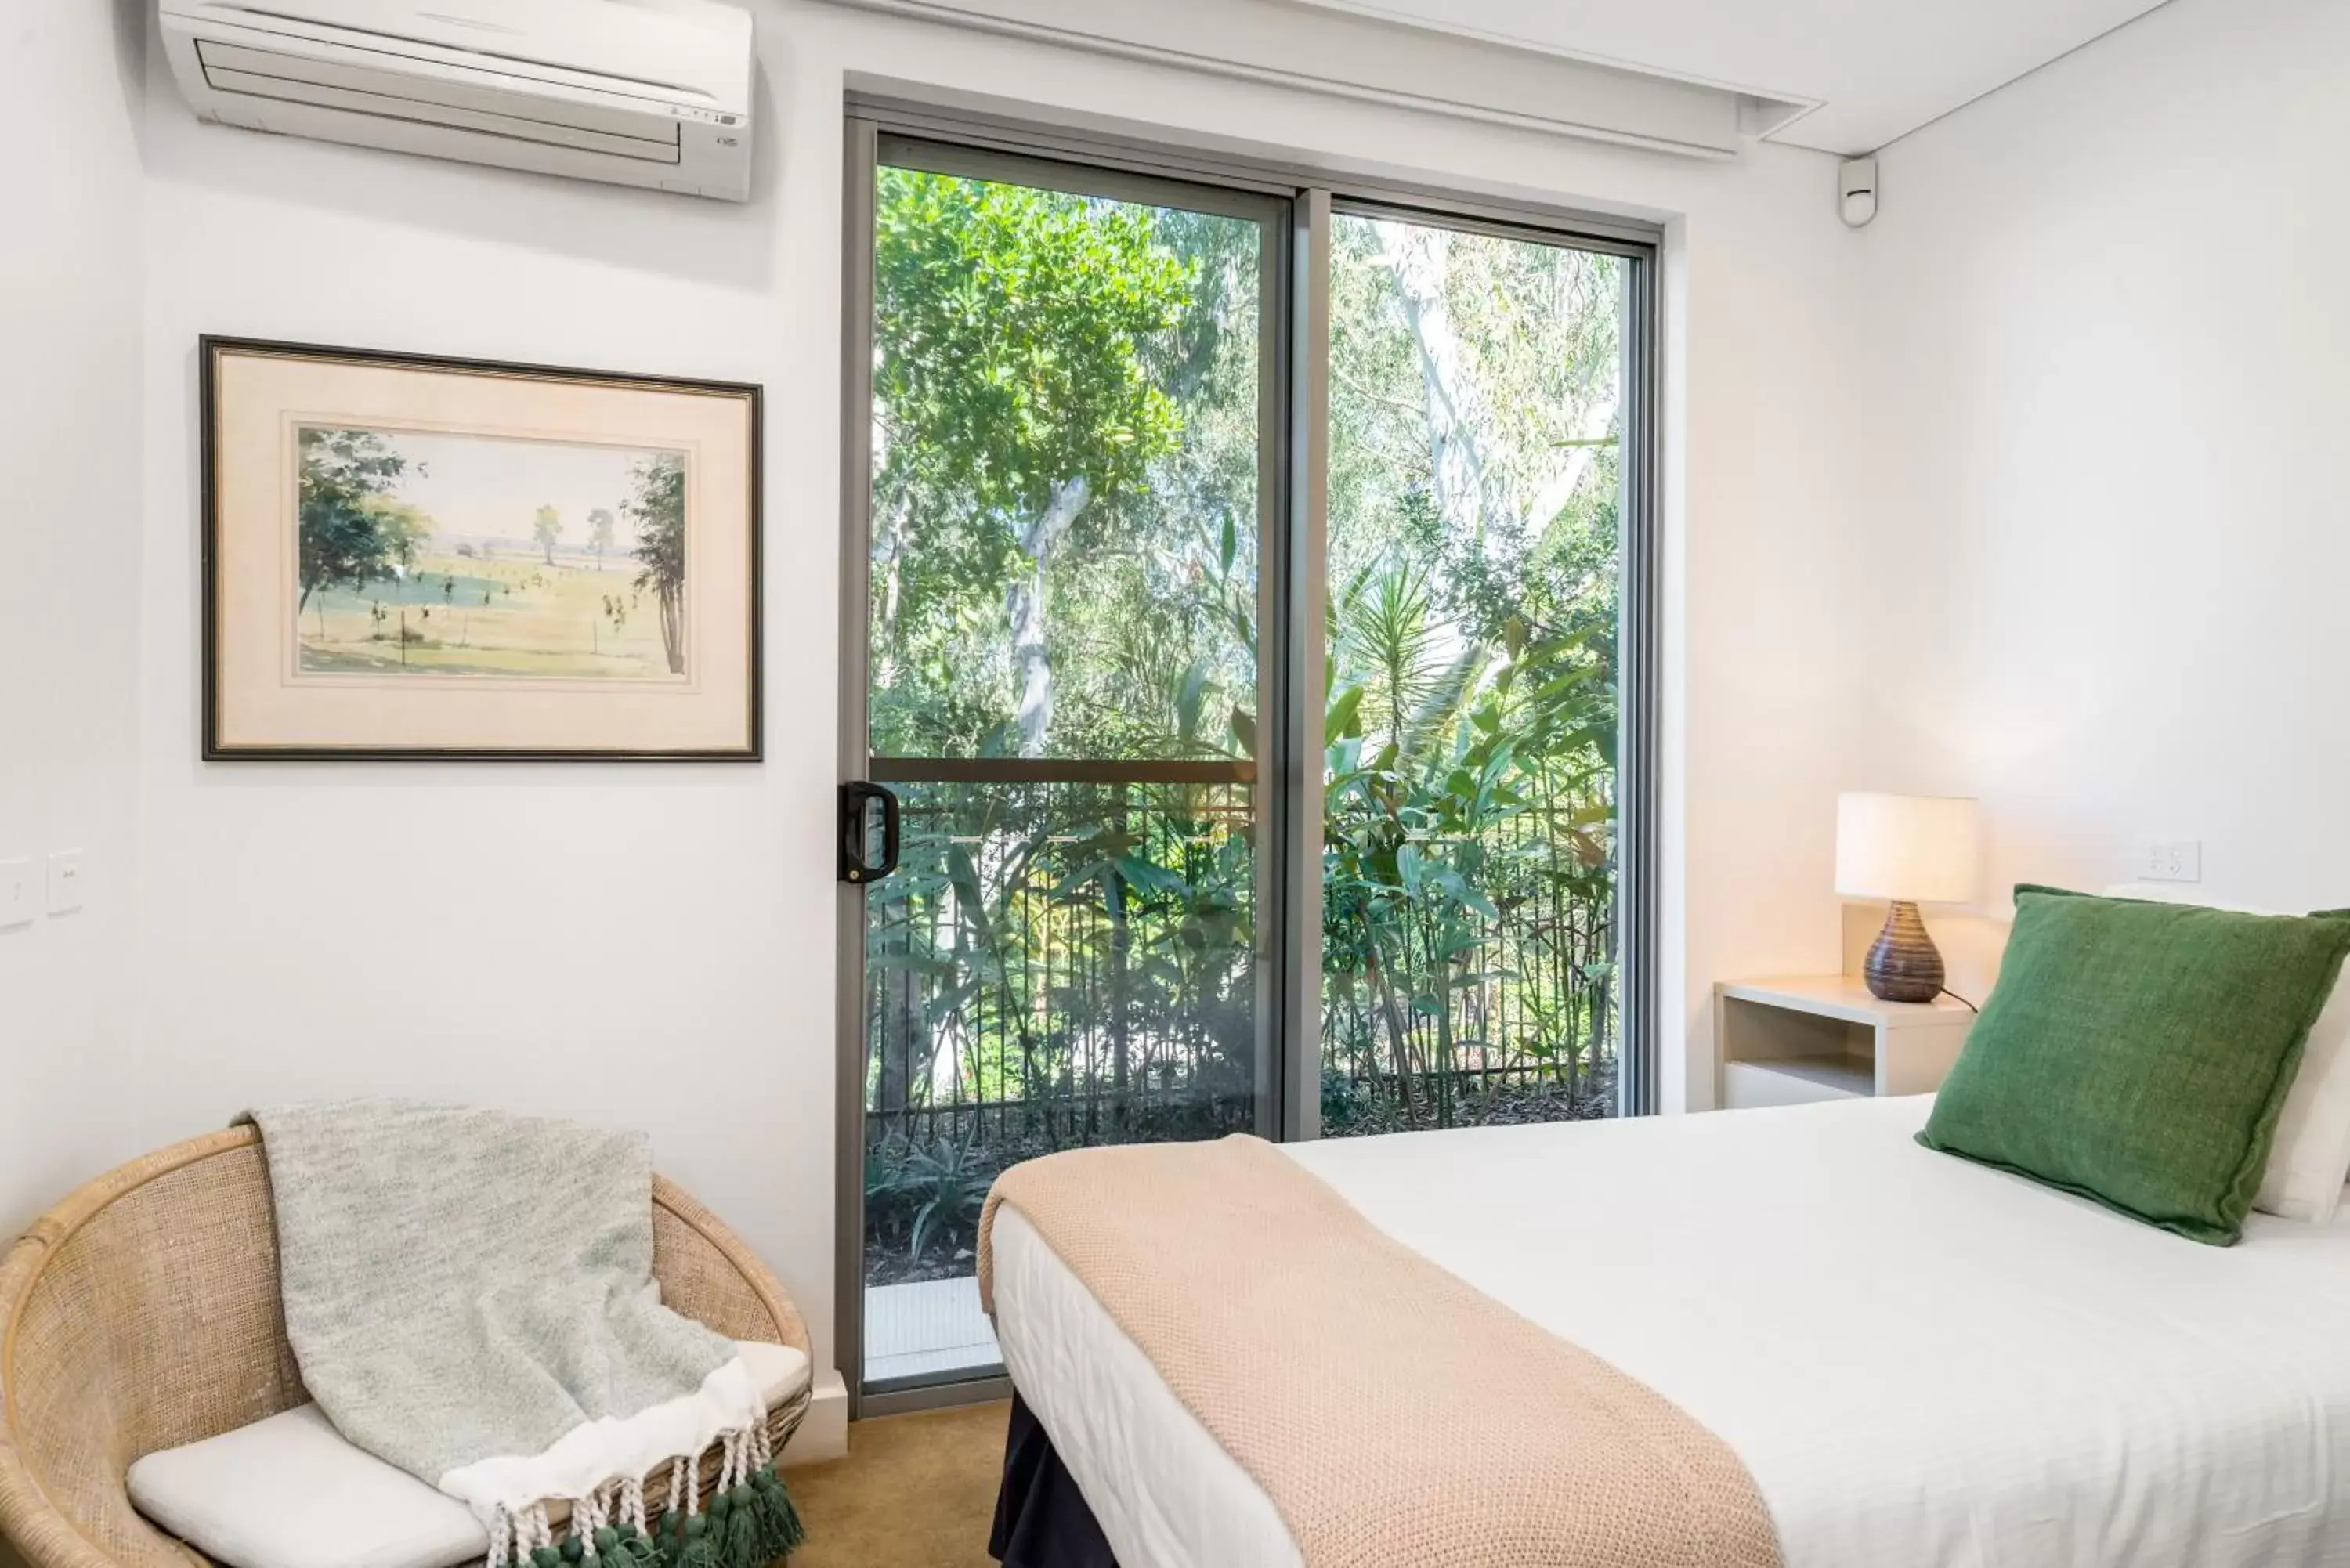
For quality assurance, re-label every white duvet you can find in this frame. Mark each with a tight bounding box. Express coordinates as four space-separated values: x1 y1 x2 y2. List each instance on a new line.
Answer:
989 1096 2350 1568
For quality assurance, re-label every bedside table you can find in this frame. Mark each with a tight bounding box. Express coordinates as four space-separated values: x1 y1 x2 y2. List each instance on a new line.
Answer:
1715 976 1975 1110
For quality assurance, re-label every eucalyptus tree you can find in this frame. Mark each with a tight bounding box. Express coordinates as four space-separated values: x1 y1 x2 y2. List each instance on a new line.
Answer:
871 168 1195 758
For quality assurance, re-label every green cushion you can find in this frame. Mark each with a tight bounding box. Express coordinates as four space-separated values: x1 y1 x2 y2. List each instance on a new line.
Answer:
1918 884 2350 1245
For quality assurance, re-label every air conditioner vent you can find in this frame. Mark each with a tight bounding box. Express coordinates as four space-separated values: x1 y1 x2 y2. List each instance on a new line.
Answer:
195 38 682 161
211 5 716 99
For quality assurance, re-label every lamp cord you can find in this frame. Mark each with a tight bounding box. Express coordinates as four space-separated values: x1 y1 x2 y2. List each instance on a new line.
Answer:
1939 987 1979 1013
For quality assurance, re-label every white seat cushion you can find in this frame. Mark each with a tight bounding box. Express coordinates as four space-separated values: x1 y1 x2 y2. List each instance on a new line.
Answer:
736 1339 813 1411
128 1342 813 1568
128 1404 487 1568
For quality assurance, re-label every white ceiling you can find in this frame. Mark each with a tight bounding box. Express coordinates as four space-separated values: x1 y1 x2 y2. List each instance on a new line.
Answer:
1282 0 2173 154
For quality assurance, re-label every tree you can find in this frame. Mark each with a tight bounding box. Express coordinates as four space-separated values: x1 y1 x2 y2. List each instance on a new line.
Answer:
533 504 561 566
627 454 685 674
1343 215 1623 645
873 168 1195 756
1376 223 1491 539
588 507 616 570
296 428 424 624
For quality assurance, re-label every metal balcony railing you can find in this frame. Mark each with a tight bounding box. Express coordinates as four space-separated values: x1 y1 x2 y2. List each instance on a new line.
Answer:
859 773 1616 1284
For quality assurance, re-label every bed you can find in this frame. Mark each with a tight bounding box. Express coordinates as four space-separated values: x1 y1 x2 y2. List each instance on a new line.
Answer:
987 1094 2350 1568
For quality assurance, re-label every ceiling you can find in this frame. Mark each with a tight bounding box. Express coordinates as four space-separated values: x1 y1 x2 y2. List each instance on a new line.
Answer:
1280 0 2172 154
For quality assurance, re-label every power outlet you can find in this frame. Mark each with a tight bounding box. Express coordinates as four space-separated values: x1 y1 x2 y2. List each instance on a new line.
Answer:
2135 838 2202 883
0 858 34 928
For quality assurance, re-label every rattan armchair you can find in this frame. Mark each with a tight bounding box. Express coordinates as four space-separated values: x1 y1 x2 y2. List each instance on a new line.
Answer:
0 1129 812 1568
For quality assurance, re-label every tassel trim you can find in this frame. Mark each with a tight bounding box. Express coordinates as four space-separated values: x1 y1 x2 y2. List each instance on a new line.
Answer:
486 1420 803 1568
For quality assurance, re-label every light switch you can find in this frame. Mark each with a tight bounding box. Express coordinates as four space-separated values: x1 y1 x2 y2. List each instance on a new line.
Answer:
46 850 85 915
0 859 34 928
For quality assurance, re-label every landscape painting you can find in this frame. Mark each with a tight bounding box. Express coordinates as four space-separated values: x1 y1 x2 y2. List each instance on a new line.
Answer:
204 338 760 760
295 425 689 682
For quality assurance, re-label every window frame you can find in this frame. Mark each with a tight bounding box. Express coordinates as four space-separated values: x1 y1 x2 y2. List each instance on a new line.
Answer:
837 101 1661 1418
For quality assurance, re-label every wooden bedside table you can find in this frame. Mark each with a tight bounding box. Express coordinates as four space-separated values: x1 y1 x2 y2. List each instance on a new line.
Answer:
1715 975 1975 1109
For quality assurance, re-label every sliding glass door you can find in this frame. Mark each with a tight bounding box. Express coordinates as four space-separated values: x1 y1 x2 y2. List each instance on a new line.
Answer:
839 109 1655 1412
841 134 1289 1405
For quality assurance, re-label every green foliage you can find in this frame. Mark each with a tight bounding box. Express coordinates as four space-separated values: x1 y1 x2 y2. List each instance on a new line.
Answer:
1304 215 1625 1127
870 168 1227 757
860 175 1629 1252
874 168 1190 549
626 454 685 675
532 504 561 565
1320 565 1618 1127
296 428 425 610
864 1132 995 1264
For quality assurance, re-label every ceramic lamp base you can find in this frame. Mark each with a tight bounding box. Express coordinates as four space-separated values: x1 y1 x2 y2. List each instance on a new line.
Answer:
1864 900 1944 1003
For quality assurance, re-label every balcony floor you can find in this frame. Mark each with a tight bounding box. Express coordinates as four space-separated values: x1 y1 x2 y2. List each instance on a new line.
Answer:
865 1275 1001 1386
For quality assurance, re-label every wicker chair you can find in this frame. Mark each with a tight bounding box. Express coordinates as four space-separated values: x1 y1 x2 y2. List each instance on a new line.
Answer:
0 1129 812 1568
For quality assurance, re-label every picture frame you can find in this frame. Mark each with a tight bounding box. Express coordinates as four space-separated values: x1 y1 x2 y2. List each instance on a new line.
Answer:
201 336 761 761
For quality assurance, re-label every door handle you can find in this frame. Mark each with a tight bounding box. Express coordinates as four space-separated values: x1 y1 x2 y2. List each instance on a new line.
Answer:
839 782 901 885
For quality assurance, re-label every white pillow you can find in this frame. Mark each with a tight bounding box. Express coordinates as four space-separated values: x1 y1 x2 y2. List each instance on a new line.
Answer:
128 1341 812 1568
2102 883 2350 1223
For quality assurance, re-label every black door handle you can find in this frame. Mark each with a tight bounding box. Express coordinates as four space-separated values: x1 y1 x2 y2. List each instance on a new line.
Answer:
839 782 901 885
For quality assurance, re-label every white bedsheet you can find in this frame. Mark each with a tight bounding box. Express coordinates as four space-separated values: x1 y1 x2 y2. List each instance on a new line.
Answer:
989 1096 2350 1568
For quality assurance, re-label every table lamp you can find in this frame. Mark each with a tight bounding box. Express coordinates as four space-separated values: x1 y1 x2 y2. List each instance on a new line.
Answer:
1835 792 1983 1003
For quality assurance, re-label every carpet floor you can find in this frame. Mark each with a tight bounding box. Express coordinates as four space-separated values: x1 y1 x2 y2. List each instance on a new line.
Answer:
788 1401 1010 1568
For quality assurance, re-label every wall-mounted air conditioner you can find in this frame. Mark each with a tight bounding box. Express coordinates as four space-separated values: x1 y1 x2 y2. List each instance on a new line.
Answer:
158 0 754 201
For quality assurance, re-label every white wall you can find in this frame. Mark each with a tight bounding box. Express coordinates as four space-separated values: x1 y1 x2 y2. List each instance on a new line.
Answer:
122 0 1864 1379
1853 0 2350 919
0 0 147 1234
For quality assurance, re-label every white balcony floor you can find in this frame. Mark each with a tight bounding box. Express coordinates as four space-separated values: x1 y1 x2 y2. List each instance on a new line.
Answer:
865 1275 1001 1386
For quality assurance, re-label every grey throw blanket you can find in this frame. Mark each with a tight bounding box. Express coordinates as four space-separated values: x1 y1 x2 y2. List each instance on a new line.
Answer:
250 1101 802 1568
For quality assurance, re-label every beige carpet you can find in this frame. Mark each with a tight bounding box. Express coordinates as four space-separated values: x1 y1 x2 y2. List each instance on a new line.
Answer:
788 1401 1010 1568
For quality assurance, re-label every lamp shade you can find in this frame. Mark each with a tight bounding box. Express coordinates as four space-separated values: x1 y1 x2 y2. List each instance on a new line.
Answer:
1835 792 1981 905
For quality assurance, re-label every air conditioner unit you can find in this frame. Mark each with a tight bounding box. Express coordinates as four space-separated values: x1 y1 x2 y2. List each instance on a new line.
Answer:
158 0 754 201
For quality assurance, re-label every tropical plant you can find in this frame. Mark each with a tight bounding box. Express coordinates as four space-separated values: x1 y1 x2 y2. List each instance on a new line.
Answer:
865 1131 996 1264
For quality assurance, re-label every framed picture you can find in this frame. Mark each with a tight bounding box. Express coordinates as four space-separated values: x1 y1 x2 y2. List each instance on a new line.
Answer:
201 337 761 760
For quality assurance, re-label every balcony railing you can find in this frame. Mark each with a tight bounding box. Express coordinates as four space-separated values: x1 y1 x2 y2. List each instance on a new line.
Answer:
861 775 1616 1288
